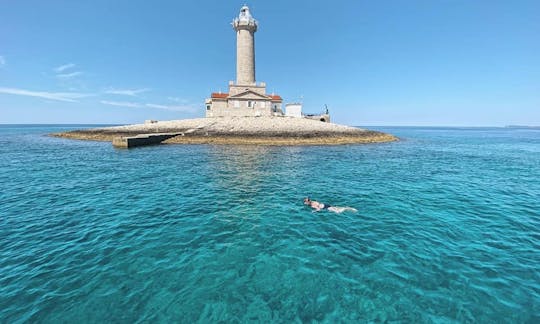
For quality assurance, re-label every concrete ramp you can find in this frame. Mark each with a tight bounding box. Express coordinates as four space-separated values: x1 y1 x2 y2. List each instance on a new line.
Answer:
112 133 182 148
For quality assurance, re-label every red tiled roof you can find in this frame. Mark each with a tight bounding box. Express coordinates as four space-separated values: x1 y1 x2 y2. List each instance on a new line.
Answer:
211 92 229 99
270 95 282 101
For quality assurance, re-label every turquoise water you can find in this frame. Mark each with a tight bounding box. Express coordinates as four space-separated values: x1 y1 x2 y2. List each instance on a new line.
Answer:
1 125 539 323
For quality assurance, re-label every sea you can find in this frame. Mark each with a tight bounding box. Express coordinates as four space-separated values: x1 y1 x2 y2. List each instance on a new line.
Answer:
0 125 539 323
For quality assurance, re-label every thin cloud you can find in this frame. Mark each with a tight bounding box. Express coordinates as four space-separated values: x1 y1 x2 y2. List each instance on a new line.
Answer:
0 87 89 102
0 56 5 66
101 100 196 112
53 63 82 79
167 96 189 103
104 88 150 96
54 63 75 73
146 103 197 112
57 71 83 79
100 100 143 108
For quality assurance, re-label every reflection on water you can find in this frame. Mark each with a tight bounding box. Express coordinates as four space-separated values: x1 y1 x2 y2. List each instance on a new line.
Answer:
208 145 274 193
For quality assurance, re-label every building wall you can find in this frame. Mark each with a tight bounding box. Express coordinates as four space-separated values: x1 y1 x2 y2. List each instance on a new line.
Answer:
229 84 266 96
285 104 302 117
206 97 282 117
207 106 273 117
205 99 226 117
271 102 283 114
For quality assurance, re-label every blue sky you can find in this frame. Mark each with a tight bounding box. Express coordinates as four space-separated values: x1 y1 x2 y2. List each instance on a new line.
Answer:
1 0 539 126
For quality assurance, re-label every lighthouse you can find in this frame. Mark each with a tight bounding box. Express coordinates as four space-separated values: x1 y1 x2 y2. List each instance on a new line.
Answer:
233 5 257 85
205 5 283 117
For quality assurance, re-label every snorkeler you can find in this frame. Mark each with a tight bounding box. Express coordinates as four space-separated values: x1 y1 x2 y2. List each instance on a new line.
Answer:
303 197 357 213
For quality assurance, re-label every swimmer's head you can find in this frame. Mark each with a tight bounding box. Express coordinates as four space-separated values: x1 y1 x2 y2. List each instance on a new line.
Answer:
303 197 311 205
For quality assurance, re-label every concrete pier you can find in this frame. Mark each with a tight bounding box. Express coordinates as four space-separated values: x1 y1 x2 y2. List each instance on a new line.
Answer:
112 133 181 148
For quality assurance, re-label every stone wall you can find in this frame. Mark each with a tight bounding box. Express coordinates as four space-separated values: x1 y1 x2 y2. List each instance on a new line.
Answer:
305 114 331 123
207 106 273 117
229 83 266 96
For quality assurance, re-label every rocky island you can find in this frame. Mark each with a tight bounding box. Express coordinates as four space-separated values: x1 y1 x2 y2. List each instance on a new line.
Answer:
52 117 397 146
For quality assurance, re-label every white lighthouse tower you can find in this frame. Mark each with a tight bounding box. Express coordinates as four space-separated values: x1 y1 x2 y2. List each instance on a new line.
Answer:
205 5 283 117
233 5 257 85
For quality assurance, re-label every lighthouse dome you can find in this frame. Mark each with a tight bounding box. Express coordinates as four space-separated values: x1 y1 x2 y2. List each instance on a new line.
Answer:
239 5 253 21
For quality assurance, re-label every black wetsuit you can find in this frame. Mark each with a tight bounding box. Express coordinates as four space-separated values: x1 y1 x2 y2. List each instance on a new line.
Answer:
322 203 332 210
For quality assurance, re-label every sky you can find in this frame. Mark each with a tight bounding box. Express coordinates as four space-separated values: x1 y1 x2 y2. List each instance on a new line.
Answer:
1 0 539 126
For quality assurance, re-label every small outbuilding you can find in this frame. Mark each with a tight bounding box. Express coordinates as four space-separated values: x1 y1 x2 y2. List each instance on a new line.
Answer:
285 103 302 118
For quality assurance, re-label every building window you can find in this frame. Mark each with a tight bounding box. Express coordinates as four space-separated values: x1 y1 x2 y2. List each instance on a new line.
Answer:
273 104 277 112
206 105 211 110
234 100 240 108
248 101 253 108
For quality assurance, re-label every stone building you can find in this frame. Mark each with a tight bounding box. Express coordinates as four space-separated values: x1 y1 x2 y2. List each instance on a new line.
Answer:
205 5 283 117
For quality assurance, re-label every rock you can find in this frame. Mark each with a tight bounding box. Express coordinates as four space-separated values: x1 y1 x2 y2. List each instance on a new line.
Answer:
50 116 398 145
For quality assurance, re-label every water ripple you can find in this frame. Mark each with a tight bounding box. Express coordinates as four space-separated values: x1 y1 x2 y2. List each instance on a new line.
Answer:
0 126 539 322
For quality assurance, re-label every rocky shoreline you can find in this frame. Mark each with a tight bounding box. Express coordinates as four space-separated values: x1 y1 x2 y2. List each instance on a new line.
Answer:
51 116 398 145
